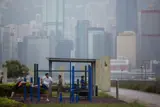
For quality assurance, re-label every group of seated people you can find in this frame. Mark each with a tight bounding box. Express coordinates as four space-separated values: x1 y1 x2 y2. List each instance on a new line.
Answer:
10 73 86 102
80 76 86 89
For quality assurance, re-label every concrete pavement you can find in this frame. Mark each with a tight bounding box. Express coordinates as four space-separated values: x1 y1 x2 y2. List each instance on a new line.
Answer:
107 87 160 107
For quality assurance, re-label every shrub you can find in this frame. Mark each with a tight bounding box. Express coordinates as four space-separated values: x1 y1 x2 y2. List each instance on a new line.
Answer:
111 80 160 94
0 97 26 107
0 83 47 97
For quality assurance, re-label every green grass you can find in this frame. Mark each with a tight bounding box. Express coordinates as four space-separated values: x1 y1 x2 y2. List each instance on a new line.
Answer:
97 92 113 98
52 92 69 97
52 91 113 98
28 103 145 107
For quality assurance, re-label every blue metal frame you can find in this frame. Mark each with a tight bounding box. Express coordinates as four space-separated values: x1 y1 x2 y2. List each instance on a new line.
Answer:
88 65 92 102
71 66 75 102
37 77 40 102
89 65 92 102
30 77 33 102
24 77 27 101
59 92 63 103
70 62 72 103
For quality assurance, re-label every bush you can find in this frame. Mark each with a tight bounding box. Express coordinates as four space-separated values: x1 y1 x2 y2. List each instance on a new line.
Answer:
111 80 160 94
0 97 26 107
0 83 47 97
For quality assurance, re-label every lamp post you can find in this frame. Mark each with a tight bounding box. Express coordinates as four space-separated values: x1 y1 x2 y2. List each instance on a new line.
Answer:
121 69 123 80
140 65 144 80
144 64 147 80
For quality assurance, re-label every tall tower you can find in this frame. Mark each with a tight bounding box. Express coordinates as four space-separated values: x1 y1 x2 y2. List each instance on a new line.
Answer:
116 0 138 34
75 20 90 59
43 0 65 57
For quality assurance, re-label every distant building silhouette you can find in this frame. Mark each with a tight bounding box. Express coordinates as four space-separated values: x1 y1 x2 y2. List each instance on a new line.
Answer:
55 39 73 70
2 0 43 25
116 0 138 33
87 27 112 59
137 10 160 67
75 20 90 59
23 35 49 69
0 28 2 67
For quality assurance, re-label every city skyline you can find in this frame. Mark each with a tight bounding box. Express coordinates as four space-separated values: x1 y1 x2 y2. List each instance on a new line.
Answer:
0 0 160 78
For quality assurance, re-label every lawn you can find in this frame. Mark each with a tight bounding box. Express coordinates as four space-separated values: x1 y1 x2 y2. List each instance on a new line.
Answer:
52 91 113 98
28 103 145 107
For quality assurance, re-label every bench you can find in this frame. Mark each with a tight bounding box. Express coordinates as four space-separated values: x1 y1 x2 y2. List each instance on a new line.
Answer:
74 89 88 100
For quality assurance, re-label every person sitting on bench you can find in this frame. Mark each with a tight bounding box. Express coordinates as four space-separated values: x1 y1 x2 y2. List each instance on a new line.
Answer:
34 73 53 101
80 76 86 89
10 78 27 98
41 73 53 102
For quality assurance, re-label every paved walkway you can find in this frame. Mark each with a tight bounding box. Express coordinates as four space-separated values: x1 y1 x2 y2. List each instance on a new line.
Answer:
107 88 160 107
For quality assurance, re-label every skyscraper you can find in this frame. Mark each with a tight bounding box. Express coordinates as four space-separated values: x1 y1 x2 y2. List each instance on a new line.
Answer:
88 27 111 59
23 35 49 69
0 28 2 67
117 31 137 68
75 20 90 59
2 0 43 25
55 39 73 69
137 9 160 66
85 1 108 30
116 0 138 33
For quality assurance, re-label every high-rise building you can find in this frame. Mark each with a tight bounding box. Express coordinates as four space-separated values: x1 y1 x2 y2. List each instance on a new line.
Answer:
64 17 77 39
42 0 64 37
88 27 111 59
75 20 90 59
117 31 137 68
17 40 24 64
0 28 2 67
23 36 49 69
137 0 160 11
0 25 19 64
85 1 108 30
2 0 43 25
137 9 160 67
1 28 12 63
55 39 73 69
116 0 137 33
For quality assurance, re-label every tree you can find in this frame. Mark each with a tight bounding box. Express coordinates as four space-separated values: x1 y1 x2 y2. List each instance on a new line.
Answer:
2 60 29 78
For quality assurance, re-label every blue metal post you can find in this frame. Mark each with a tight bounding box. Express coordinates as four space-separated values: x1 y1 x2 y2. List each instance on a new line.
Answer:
76 79 79 103
37 77 40 102
85 65 87 87
30 77 33 102
71 66 75 102
34 64 38 85
88 65 92 102
89 65 92 102
76 94 79 103
69 62 72 103
77 79 79 89
88 65 90 101
59 92 62 103
24 77 27 101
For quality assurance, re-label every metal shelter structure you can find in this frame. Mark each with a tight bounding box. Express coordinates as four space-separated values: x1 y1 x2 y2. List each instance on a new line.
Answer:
46 57 97 96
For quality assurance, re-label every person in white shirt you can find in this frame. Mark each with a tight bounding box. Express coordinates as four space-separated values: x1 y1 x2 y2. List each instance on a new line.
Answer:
41 73 53 102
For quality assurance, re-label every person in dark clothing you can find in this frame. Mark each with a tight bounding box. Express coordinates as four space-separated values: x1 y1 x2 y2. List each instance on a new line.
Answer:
10 79 27 98
80 76 86 89
57 74 63 98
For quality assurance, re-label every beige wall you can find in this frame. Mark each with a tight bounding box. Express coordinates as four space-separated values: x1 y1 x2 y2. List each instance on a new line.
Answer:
117 31 136 68
96 56 110 92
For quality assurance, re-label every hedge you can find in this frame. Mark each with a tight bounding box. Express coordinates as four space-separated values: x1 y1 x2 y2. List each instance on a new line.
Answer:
0 83 71 97
0 83 47 97
0 97 26 107
111 80 160 94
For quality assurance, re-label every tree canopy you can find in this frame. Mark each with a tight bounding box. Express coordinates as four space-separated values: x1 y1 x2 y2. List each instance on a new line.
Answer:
2 60 29 78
